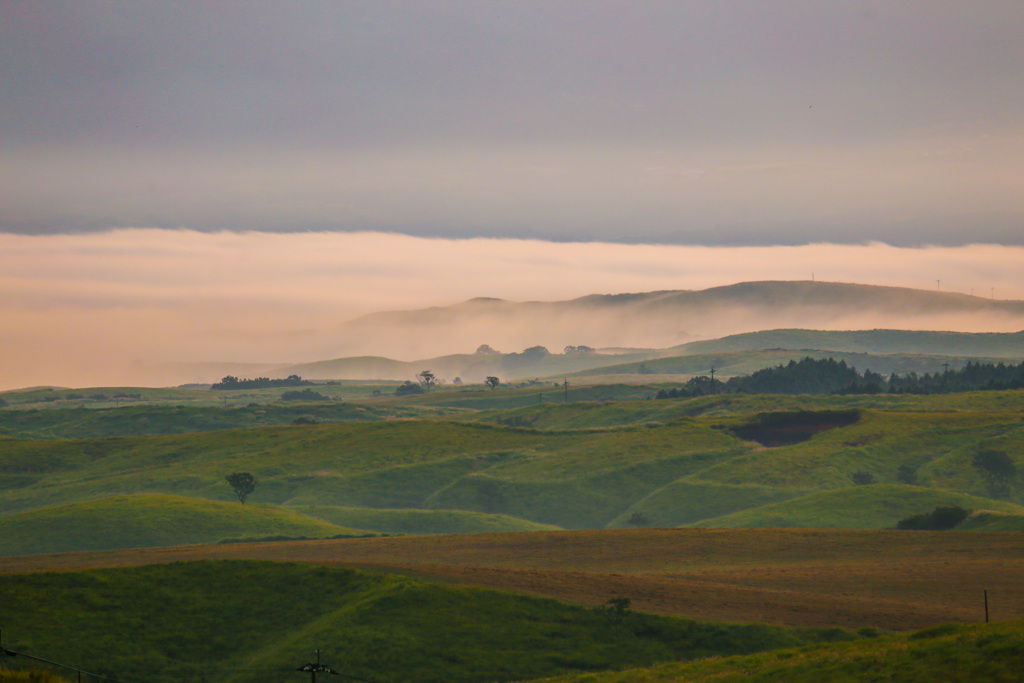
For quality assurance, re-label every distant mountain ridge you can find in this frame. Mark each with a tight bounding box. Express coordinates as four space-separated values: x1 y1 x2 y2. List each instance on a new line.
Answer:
334 280 1024 360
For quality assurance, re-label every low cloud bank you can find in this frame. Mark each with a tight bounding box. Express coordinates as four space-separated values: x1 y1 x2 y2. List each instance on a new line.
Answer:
2 229 1023 389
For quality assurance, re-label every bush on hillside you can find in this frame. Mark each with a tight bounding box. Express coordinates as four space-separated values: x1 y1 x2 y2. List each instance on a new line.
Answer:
896 505 971 530
851 471 875 485
395 381 424 396
280 389 329 401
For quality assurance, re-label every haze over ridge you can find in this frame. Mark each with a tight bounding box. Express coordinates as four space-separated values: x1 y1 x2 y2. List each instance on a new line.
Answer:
3 228 1023 390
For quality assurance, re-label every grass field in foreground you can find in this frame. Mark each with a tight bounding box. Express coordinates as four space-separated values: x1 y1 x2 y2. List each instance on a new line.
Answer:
2 528 1022 632
0 560 853 683
540 620 1024 682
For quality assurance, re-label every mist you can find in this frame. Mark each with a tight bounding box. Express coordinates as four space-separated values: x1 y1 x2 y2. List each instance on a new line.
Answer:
2 229 1023 389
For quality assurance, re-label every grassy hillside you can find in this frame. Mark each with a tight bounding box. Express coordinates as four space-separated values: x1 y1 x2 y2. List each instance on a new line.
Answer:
0 494 362 555
0 401 439 439
610 479 806 528
469 390 1024 430
541 620 1024 682
957 510 1024 532
2 394 1024 548
292 504 560 534
0 418 751 531
687 484 1024 529
0 560 853 683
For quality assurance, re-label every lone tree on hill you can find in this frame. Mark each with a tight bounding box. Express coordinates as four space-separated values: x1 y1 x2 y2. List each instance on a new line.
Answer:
484 376 500 390
417 370 437 392
972 449 1017 497
225 472 259 504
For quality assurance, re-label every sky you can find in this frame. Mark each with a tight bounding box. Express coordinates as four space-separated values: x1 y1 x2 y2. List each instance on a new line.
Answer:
2 2 1024 387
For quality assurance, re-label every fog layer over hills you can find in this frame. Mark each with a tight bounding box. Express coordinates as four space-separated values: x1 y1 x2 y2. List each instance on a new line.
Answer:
335 281 1024 360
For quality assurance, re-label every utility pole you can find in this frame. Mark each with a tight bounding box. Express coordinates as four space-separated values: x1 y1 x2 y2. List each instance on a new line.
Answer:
297 649 340 681
709 367 716 395
564 378 569 403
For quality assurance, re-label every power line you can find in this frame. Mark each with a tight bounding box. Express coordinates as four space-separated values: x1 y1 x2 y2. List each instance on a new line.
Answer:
0 629 124 683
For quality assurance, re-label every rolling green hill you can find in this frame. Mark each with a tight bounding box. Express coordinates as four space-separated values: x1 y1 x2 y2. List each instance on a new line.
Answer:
678 328 1024 358
0 418 749 530
0 494 362 555
0 560 853 683
2 393 1024 554
686 484 1024 529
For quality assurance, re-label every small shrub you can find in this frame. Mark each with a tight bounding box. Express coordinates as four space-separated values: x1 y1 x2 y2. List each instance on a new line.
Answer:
395 381 424 396
627 511 650 528
896 464 918 485
851 471 875 485
596 597 631 624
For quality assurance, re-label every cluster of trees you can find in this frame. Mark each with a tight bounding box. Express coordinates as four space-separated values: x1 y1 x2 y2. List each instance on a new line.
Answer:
392 370 437 395
886 361 1024 394
563 345 595 354
654 358 1024 398
211 375 310 390
395 381 424 396
394 372 501 395
500 346 552 371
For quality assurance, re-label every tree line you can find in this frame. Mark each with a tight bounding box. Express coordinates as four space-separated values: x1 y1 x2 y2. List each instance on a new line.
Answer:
655 357 1024 399
211 374 311 390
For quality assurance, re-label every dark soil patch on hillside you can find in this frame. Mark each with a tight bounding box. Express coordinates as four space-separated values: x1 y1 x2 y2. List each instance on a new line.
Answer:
729 410 861 447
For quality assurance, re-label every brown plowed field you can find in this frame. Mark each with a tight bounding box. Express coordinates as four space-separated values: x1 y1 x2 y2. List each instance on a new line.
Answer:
3 528 1022 631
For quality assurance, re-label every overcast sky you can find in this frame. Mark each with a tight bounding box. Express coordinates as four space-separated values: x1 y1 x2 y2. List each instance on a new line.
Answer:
4 1 1023 244
3 2 1024 387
